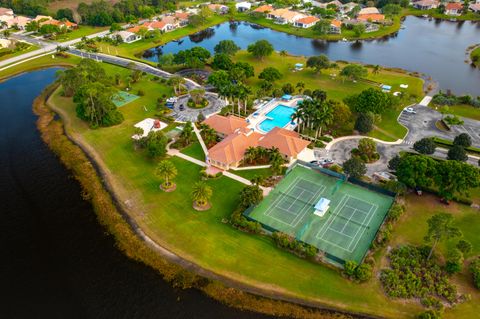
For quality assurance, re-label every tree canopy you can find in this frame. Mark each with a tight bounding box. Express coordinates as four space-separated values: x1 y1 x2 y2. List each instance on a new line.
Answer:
214 40 240 56
247 39 274 60
345 88 397 114
343 157 367 178
306 55 330 73
258 67 282 82
413 138 436 155
340 64 368 81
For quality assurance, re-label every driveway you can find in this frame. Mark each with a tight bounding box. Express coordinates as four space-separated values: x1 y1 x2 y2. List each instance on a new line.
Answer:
171 93 225 122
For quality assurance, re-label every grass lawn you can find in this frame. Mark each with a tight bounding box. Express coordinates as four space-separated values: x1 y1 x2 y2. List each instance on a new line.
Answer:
0 43 39 62
46 61 480 318
234 51 423 140
228 167 273 181
180 141 205 161
443 104 480 121
0 54 82 81
57 26 109 42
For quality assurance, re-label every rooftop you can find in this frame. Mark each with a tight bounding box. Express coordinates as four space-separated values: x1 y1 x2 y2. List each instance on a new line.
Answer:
202 114 248 136
258 127 310 158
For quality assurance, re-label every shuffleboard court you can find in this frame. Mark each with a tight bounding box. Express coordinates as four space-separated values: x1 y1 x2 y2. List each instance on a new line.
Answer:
245 163 395 265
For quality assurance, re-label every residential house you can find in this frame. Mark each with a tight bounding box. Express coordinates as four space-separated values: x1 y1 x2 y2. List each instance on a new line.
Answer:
5 16 31 29
174 11 190 26
357 13 385 22
312 0 342 9
267 8 305 24
413 0 439 10
207 4 229 14
0 7 13 26
257 127 310 162
34 15 53 22
329 19 342 33
236 1 252 12
110 31 140 43
207 130 262 169
203 114 248 138
40 18 78 29
358 7 380 15
294 16 319 28
0 38 12 48
253 5 273 13
470 3 480 12
445 2 463 15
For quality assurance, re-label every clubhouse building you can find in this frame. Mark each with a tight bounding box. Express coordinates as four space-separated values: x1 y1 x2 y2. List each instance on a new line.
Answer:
203 114 310 170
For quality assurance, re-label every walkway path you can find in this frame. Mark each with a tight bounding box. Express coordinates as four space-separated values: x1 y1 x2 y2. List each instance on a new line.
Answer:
192 123 209 155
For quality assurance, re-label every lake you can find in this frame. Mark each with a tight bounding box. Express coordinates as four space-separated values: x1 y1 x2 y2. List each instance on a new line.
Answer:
145 16 480 95
0 68 274 319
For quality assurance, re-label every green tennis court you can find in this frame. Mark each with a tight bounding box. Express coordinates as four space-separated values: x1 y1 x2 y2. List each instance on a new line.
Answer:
112 91 139 107
246 163 394 265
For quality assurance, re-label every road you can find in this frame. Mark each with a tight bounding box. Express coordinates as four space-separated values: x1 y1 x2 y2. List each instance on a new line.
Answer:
0 29 110 69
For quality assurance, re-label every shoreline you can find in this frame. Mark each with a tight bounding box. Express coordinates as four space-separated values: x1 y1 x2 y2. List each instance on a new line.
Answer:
33 81 380 319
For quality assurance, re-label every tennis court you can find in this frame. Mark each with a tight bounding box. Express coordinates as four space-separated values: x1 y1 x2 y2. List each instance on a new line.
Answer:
112 91 139 107
246 163 394 265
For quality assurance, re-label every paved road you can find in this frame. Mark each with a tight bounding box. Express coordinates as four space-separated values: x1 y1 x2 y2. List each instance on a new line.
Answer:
0 29 110 69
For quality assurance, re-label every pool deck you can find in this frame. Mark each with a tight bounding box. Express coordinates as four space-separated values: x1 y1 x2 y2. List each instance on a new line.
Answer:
247 97 303 134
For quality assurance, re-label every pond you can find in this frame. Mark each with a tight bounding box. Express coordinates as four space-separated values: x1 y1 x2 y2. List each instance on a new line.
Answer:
144 16 480 95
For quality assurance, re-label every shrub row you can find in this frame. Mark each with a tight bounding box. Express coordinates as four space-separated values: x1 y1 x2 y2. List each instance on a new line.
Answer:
271 232 318 259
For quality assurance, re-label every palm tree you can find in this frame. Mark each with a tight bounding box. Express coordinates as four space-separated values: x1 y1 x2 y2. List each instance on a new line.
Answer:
312 100 334 138
250 175 264 186
292 108 305 133
155 160 178 190
279 50 288 57
296 82 305 94
180 121 194 145
269 149 284 175
202 127 217 147
191 181 213 208
168 76 186 95
244 146 258 164
372 65 381 75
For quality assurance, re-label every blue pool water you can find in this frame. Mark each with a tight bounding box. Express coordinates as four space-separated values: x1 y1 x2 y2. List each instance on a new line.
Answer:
259 105 296 133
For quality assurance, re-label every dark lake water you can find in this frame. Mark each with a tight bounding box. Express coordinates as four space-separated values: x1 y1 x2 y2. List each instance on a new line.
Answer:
0 68 274 319
145 16 480 95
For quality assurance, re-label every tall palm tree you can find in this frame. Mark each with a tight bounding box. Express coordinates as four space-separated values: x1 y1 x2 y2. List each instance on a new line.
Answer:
279 50 288 57
191 181 213 208
372 65 381 75
244 146 258 164
155 160 178 190
312 100 334 138
291 108 305 133
296 82 305 94
180 121 194 145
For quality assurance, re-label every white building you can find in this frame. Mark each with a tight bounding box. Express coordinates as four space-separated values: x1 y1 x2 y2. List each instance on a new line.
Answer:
110 31 141 43
236 1 252 12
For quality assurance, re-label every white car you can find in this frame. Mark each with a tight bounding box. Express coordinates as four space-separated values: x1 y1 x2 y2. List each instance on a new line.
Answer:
404 107 416 114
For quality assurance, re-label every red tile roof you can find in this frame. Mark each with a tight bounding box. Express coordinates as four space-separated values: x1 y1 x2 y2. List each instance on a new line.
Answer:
445 2 463 10
331 19 342 28
296 16 319 25
208 131 262 165
357 13 385 22
258 127 310 158
202 115 248 136
254 5 274 13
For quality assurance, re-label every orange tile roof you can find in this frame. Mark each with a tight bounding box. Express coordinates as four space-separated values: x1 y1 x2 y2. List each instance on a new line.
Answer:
127 26 142 33
208 131 262 165
254 5 273 13
445 2 463 10
357 13 385 22
202 115 248 136
145 20 169 29
296 16 319 25
175 12 189 20
331 19 342 28
258 127 310 158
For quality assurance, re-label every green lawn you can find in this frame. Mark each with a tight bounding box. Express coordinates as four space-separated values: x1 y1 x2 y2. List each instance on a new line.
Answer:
444 104 480 121
0 54 82 81
0 43 39 62
228 167 273 180
180 141 205 161
234 51 422 140
46 61 480 318
57 26 109 42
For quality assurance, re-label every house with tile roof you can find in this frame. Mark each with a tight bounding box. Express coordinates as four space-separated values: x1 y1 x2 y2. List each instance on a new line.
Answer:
358 7 380 15
267 8 306 24
357 13 385 22
253 5 274 13
329 19 342 33
470 2 480 12
294 16 320 28
445 2 463 15
413 0 439 10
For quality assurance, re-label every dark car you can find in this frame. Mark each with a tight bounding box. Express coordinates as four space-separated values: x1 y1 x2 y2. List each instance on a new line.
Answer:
179 104 185 111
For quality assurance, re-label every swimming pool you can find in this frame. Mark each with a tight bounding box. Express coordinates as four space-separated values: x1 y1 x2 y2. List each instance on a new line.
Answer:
258 104 296 133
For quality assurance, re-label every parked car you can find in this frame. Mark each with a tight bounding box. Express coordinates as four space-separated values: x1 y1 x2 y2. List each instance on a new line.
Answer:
179 104 185 111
